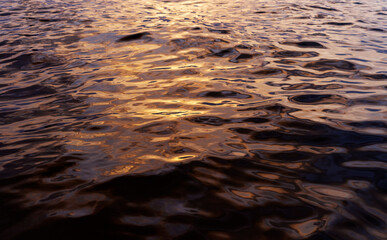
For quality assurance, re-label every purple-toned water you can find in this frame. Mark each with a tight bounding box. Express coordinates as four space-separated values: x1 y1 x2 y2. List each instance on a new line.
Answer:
0 0 386 239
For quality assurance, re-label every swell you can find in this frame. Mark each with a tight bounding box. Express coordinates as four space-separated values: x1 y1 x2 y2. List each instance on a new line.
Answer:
0 0 386 239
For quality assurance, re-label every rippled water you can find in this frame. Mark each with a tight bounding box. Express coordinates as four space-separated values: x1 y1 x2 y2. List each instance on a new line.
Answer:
0 0 386 239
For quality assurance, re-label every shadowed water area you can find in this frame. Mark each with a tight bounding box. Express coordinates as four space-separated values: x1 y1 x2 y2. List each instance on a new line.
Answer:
0 0 386 239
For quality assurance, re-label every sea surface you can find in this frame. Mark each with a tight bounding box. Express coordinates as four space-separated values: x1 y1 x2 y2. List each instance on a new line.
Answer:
0 0 386 239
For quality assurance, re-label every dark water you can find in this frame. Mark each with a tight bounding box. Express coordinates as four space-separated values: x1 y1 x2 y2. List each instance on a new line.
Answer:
0 0 387 239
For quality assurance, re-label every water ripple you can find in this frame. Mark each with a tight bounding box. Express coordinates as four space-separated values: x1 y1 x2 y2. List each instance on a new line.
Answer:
0 0 386 239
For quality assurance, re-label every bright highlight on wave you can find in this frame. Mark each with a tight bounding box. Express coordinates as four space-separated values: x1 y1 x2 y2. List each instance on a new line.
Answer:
0 0 386 239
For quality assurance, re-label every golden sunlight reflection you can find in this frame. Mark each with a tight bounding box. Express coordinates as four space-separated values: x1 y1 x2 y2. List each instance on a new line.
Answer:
1 0 386 238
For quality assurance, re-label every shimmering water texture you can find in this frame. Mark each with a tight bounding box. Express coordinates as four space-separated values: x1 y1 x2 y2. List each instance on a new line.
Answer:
0 0 386 239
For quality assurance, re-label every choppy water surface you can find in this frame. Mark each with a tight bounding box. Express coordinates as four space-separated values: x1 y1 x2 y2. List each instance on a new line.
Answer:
0 0 387 239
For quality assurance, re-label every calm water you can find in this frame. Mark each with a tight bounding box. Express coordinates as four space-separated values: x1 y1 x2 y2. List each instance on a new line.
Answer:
0 0 386 239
